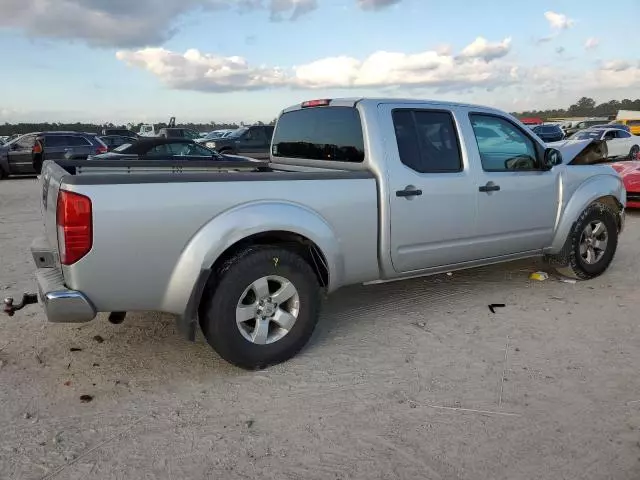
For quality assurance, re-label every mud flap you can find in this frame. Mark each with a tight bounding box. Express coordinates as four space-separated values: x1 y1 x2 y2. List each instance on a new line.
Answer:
176 268 211 341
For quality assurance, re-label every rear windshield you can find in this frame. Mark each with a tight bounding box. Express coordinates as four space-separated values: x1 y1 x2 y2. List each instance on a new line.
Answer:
272 106 365 162
537 125 560 133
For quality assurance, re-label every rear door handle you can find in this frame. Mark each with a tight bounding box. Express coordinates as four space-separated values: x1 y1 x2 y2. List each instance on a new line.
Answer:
479 183 500 193
396 186 423 198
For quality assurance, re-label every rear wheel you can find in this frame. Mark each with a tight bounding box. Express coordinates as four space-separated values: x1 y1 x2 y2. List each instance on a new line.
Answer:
550 203 619 280
199 246 321 369
629 145 639 160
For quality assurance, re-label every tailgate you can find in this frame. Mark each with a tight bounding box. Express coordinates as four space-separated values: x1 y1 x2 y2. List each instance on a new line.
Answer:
40 161 66 255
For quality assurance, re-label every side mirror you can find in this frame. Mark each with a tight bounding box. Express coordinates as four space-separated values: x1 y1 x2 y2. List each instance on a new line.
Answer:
543 148 562 169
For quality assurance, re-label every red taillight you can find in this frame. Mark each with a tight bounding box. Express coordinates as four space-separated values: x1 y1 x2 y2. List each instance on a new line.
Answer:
56 190 92 265
96 145 108 154
301 99 331 108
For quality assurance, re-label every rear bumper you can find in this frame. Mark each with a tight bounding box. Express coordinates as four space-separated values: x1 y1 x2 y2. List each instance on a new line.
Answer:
31 238 96 323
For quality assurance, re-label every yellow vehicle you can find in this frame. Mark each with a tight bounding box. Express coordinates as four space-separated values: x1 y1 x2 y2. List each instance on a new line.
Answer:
610 119 640 135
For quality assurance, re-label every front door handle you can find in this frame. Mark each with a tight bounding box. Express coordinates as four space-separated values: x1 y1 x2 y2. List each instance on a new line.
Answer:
479 182 500 193
396 186 423 198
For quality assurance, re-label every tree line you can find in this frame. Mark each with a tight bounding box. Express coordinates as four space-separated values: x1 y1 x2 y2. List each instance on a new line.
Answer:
513 97 640 119
0 119 278 136
1 97 639 136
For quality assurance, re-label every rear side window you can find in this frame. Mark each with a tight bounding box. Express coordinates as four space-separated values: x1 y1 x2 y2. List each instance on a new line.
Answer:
392 109 462 173
272 107 365 162
68 136 91 146
628 120 640 126
44 135 71 147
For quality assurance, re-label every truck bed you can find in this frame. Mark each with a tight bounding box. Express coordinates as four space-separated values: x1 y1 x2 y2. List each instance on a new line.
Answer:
40 160 379 315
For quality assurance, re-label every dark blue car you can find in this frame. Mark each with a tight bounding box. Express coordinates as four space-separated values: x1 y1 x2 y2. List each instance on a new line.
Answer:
532 124 565 143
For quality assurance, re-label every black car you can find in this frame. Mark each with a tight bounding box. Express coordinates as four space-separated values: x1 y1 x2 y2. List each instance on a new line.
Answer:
91 138 257 162
99 135 138 151
531 124 565 143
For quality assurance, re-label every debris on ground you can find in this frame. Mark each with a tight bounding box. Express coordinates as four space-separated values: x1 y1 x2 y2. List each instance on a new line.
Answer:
246 420 254 429
64 381 71 386
70 347 83 352
530 272 549 281
488 304 506 313
93 335 104 343
79 395 94 403
23 412 32 419
558 277 577 284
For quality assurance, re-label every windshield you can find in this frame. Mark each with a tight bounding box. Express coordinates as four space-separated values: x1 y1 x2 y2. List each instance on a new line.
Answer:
228 127 249 138
573 130 602 140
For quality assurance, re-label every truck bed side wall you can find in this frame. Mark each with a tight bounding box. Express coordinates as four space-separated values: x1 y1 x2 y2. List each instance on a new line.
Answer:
61 175 379 314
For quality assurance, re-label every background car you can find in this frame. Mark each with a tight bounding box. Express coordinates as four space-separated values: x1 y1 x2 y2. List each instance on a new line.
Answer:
611 160 640 208
195 129 235 144
157 127 201 139
99 134 138 151
531 124 565 143
609 119 640 135
591 123 631 133
202 125 275 160
564 119 608 137
91 138 259 162
101 128 139 138
34 132 108 171
571 128 639 159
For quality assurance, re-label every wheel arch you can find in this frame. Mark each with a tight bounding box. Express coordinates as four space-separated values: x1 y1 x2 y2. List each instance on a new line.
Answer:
163 201 343 340
548 175 625 254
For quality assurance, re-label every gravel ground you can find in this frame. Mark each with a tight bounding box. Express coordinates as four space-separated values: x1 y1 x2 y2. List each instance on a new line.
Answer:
1 177 640 480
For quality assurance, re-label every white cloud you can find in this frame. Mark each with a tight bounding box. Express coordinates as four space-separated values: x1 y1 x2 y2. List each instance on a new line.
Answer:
357 0 402 10
589 61 640 89
585 37 599 50
0 0 403 47
544 11 575 30
458 37 512 62
116 37 517 92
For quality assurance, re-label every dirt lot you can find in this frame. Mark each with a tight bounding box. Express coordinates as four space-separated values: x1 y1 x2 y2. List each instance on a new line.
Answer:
1 177 640 480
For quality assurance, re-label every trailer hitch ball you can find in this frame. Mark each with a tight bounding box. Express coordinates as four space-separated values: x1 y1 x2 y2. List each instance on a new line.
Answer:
3 294 39 316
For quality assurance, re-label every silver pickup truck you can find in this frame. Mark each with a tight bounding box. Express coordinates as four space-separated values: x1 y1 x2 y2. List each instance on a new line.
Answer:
10 98 626 369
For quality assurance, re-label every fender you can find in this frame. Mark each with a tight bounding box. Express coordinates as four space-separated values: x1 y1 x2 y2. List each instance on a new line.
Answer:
161 200 345 317
548 173 625 253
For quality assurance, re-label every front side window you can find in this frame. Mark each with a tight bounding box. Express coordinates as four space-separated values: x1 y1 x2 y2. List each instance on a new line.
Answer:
147 144 171 156
392 109 462 173
272 107 365 162
470 114 539 171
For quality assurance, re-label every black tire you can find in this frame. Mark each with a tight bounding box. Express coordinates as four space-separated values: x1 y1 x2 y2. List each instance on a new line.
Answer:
550 203 619 280
199 246 321 370
629 145 639 160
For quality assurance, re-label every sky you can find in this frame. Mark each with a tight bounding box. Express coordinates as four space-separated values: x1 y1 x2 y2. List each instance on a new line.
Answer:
0 0 638 124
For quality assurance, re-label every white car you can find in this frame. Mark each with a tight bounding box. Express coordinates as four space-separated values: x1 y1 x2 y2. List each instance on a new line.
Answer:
564 128 639 159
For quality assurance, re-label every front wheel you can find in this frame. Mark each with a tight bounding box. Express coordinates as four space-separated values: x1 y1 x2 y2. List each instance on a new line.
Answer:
551 203 619 280
199 246 321 369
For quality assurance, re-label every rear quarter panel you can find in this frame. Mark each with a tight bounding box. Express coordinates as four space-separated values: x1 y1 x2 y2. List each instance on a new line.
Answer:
61 176 379 314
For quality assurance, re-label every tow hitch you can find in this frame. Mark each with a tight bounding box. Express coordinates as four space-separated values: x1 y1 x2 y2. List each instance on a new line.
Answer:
3 294 39 317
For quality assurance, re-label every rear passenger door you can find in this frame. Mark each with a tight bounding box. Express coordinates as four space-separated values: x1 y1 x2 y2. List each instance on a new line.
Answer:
468 113 558 258
7 134 37 173
384 105 480 272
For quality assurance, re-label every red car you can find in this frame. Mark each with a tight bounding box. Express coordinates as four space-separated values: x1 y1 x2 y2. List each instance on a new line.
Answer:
611 159 640 208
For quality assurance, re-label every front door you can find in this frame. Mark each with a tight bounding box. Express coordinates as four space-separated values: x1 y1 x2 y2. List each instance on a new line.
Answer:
237 127 268 158
7 134 37 173
467 113 558 258
385 105 479 273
